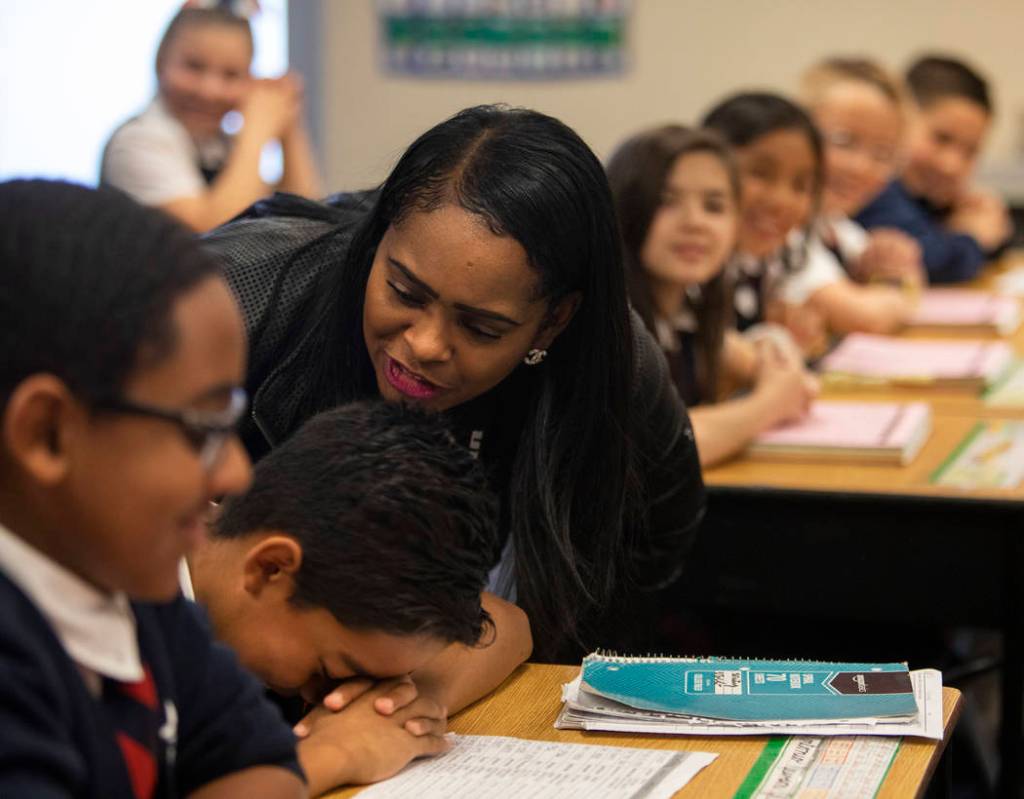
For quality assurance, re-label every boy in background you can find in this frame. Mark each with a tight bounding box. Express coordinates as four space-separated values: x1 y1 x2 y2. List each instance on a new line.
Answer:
187 400 532 796
856 54 1013 282
0 180 305 797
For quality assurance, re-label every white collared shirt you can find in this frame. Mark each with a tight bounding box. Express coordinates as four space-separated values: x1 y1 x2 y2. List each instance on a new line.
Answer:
101 97 230 207
178 558 195 601
0 522 143 696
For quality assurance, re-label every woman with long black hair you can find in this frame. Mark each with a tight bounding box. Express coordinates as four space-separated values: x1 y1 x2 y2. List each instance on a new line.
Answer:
204 104 704 659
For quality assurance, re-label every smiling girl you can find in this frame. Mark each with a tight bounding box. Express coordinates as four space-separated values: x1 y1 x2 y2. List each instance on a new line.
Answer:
704 92 914 349
101 2 321 232
203 105 705 660
608 125 818 467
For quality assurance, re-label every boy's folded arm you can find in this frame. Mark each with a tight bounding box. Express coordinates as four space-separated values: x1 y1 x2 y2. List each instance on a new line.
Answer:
409 592 533 714
860 192 985 282
187 766 307 799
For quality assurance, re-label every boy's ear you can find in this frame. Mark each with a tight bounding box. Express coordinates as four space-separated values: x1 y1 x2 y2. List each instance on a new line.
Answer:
2 374 79 486
532 291 582 351
241 534 303 598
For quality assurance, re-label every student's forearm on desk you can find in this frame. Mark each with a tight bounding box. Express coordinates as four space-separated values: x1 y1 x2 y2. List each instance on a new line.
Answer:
691 387 807 468
187 766 307 799
161 129 271 232
808 282 912 335
412 592 532 714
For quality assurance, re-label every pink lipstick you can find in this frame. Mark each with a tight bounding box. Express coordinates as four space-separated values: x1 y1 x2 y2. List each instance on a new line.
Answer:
384 356 441 400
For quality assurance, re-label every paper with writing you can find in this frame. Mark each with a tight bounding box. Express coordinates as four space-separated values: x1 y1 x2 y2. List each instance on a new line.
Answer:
357 734 717 799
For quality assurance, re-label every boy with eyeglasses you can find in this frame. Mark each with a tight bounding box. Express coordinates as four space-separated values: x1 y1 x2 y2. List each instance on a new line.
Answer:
0 180 305 797
801 56 927 291
856 54 1013 283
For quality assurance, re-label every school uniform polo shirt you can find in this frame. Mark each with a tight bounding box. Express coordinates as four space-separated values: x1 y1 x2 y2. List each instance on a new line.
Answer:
856 179 986 283
101 97 230 207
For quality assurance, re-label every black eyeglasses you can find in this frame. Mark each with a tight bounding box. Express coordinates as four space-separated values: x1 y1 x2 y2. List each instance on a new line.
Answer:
95 387 248 470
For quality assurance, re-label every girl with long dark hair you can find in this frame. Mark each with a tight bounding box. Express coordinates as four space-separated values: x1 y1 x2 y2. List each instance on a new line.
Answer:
204 104 704 659
608 125 817 467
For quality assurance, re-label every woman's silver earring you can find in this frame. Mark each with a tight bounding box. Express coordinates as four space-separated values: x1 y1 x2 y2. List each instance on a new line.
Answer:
524 348 547 366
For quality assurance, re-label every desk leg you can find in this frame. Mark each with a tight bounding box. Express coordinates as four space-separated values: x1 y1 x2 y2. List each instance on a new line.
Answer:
998 534 1023 798
924 740 952 799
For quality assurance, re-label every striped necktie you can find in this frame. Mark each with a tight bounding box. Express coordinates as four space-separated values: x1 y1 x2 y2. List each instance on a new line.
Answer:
103 665 160 799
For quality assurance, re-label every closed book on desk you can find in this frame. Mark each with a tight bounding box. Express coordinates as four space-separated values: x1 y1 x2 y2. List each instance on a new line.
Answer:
580 653 917 722
907 289 1021 335
819 333 1012 391
748 400 932 465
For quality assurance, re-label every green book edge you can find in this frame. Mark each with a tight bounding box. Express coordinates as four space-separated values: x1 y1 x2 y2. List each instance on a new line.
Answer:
929 421 987 484
732 738 787 799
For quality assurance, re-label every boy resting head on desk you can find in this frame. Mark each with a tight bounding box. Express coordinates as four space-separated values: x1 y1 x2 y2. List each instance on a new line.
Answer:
0 179 305 797
187 400 532 795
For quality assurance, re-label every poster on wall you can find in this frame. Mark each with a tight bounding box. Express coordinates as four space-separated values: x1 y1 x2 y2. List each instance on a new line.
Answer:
377 0 630 80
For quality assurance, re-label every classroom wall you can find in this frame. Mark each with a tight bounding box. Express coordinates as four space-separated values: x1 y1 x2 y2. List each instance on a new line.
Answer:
304 0 1024 191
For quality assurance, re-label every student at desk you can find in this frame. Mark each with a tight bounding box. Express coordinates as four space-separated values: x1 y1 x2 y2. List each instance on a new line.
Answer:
202 104 705 661
856 55 1013 282
703 92 915 348
607 125 818 467
800 57 928 294
101 2 322 232
187 401 532 796
0 180 303 797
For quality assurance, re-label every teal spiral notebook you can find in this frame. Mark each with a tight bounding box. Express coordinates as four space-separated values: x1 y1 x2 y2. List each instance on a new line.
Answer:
581 652 917 721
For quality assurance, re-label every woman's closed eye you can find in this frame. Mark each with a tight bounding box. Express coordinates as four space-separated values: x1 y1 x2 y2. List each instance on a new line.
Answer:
387 280 426 308
461 317 503 341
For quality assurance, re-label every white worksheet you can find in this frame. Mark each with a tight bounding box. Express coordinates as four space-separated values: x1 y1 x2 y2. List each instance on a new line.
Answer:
357 734 717 799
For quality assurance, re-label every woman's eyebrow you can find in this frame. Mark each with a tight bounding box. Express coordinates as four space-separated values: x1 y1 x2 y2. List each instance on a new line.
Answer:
389 258 438 299
454 303 523 327
389 257 524 326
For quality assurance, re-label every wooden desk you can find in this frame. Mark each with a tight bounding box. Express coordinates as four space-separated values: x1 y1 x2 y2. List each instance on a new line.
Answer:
707 411 1024 500
327 664 962 799
693 273 1024 793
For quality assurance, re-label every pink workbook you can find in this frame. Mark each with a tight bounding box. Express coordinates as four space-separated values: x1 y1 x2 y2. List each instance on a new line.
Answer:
908 289 1020 334
820 333 1013 387
750 401 932 465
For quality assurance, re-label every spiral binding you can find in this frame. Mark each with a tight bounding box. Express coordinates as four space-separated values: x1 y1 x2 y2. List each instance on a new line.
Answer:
585 649 901 666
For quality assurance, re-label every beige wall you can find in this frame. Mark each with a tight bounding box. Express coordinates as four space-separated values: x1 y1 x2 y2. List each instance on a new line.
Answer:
310 0 1024 191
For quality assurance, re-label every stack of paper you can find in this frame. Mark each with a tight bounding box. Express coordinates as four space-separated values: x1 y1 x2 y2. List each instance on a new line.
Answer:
556 652 944 740
819 333 1012 390
908 289 1021 334
749 400 932 465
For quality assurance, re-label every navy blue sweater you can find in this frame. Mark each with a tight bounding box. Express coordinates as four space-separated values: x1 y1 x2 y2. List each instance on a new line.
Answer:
855 179 985 284
0 571 302 797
